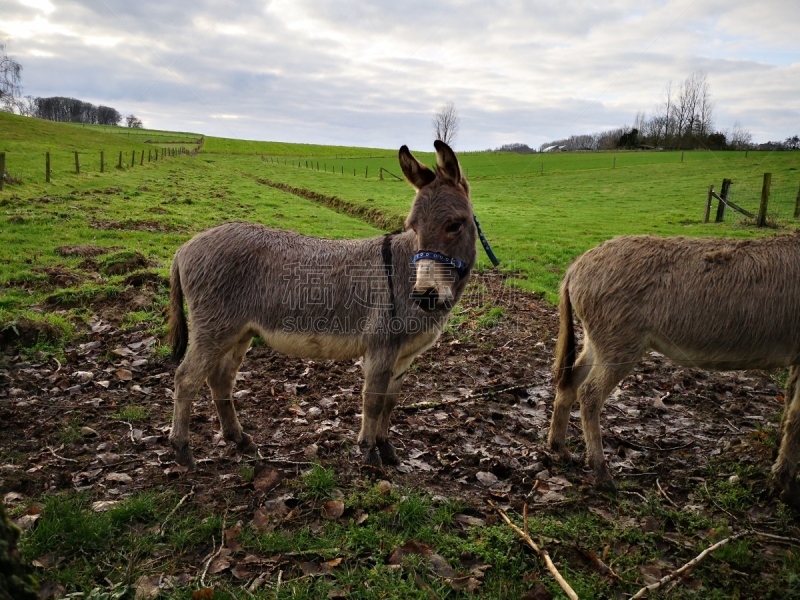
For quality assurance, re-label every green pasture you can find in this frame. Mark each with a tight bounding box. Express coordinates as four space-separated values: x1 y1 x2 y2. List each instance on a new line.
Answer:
2 112 800 598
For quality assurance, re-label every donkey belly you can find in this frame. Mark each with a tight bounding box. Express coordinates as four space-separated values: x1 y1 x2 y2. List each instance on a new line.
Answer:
255 327 365 361
649 336 796 371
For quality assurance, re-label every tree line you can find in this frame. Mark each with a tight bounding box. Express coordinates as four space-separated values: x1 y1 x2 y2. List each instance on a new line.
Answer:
539 70 786 152
1 41 143 128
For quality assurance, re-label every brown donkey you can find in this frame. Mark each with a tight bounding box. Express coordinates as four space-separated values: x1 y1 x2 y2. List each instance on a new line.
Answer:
168 141 476 469
548 233 800 507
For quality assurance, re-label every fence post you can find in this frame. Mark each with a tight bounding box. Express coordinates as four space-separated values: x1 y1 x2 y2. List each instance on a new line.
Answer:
100 150 104 173
612 157 616 169
703 185 714 223
140 151 144 166
74 151 80 174
681 151 684 163
365 166 368 178
46 152 51 182
757 173 771 227
131 150 135 167
540 162 543 175
0 152 5 191
341 166 343 175
794 181 800 220
380 167 384 180
714 178 731 223
148 149 151 163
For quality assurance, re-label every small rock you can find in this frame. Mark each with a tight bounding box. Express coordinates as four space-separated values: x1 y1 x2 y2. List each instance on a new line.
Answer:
81 426 98 437
304 443 319 457
728 474 740 484
306 406 322 419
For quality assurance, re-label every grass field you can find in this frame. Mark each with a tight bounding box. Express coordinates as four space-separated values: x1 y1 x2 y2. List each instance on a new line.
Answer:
2 112 800 599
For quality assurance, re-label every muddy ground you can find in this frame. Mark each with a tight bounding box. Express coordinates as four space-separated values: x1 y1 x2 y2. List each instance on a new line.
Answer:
1 271 797 595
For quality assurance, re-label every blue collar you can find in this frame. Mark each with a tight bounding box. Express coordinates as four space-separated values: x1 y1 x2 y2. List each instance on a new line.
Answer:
411 251 470 279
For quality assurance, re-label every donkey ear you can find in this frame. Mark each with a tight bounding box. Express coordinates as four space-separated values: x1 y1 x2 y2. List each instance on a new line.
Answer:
433 139 462 182
399 145 436 191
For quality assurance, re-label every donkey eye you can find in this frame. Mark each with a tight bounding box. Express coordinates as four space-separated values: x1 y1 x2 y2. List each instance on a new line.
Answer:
445 221 463 234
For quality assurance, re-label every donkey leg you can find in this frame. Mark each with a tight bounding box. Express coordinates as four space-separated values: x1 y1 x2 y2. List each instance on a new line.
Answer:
170 346 211 469
548 341 595 462
375 355 417 466
772 365 800 508
358 353 393 468
208 335 256 455
579 358 636 491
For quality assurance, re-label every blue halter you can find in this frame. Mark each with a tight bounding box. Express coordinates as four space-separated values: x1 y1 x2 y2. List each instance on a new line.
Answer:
411 251 470 279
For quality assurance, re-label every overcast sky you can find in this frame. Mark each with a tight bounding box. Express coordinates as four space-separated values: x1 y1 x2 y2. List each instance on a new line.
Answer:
2 0 799 150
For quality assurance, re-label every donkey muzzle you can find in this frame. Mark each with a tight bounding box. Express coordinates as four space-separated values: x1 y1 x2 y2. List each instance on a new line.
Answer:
412 287 440 312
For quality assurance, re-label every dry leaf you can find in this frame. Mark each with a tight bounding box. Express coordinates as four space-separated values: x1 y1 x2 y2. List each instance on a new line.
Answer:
91 500 119 512
387 540 433 564
116 369 133 381
193 589 215 600
322 500 345 520
476 471 498 487
253 466 283 492
429 553 456 579
134 574 163 600
106 472 133 485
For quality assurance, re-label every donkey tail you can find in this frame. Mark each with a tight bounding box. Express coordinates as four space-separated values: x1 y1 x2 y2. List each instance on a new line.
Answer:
553 278 576 389
168 259 188 361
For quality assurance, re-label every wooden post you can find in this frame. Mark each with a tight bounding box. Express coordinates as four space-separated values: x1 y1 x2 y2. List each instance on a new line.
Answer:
757 172 771 227
316 162 319 171
354 168 356 176
0 152 5 191
100 150 104 173
379 167 384 180
715 178 731 223
119 151 123 168
794 181 800 220
540 162 543 175
365 166 368 178
681 151 685 163
341 166 343 175
703 185 714 223
148 149 151 162
46 152 51 182
140 151 144 166
74 151 80 174
745 150 748 159
612 157 616 169
131 150 135 167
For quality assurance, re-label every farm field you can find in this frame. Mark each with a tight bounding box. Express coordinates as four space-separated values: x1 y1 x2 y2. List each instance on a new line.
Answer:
2 111 800 599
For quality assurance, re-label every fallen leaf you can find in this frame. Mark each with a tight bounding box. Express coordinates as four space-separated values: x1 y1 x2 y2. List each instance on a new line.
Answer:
134 574 163 599
322 500 345 520
14 513 40 530
224 522 242 552
253 466 284 492
91 500 119 512
476 471 498 487
429 553 456 578
453 514 485 528
192 589 215 600
387 540 434 564
116 369 133 381
106 472 133 485
3 491 24 504
521 582 553 600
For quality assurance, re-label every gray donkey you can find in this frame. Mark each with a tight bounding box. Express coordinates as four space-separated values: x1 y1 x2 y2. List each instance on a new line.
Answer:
168 140 476 469
548 233 800 507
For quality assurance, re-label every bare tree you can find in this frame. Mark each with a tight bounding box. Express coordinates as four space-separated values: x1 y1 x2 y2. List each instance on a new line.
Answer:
729 121 753 150
126 114 143 128
0 41 23 113
432 102 459 146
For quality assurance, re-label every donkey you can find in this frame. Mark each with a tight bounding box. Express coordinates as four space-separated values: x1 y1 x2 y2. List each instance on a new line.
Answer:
548 233 800 507
167 140 476 469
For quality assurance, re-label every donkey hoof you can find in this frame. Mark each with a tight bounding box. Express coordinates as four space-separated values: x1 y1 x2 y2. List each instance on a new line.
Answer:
377 440 400 466
362 445 384 470
170 440 197 471
236 434 257 455
594 472 616 493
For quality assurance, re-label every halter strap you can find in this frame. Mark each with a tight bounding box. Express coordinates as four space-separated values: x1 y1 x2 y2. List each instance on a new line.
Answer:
411 251 470 279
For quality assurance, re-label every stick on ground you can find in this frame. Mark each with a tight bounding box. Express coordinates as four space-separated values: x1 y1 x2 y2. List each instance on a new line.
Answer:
489 500 579 600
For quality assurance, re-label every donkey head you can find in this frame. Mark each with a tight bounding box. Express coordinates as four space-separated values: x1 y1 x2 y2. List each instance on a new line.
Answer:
399 140 476 312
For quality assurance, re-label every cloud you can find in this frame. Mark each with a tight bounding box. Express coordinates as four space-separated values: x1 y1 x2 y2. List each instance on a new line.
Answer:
2 0 798 149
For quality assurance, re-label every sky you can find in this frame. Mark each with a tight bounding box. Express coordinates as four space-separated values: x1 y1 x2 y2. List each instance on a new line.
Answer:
1 0 799 151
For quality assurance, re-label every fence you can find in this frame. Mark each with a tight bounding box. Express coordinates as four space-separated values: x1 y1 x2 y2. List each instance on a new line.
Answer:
0 147 191 189
704 173 800 227
261 155 408 181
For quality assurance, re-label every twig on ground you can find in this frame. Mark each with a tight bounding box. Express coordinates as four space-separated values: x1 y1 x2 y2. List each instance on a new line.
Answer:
46 445 78 463
489 500 579 600
200 535 220 588
656 479 679 509
631 531 751 599
620 490 649 503
121 420 135 443
158 486 195 535
399 396 468 412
